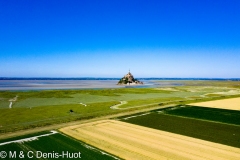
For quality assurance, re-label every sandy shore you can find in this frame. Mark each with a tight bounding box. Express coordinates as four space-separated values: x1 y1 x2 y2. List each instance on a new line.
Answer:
60 120 240 160
189 97 240 110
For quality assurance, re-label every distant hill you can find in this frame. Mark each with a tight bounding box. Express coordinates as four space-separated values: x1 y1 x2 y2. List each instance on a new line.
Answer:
117 71 143 85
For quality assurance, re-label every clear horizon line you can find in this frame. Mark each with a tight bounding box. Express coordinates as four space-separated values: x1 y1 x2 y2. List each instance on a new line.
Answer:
0 77 240 79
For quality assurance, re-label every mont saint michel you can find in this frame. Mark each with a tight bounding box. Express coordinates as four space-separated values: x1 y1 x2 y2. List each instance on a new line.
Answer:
117 71 143 85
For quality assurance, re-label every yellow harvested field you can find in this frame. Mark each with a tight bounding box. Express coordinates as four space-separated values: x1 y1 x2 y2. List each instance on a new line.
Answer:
60 120 240 160
189 97 240 110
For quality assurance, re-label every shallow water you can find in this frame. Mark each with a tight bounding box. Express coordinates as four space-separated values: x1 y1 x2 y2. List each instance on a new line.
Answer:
0 79 193 90
0 80 121 90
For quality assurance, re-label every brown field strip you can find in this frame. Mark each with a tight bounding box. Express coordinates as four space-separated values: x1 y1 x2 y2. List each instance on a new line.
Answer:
60 120 240 160
189 97 240 110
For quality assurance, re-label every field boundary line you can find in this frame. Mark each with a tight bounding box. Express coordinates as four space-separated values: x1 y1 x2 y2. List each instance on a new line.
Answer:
161 113 240 127
120 113 151 120
0 130 58 146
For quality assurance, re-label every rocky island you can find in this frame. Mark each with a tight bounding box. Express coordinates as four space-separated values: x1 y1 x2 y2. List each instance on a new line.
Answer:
117 71 143 85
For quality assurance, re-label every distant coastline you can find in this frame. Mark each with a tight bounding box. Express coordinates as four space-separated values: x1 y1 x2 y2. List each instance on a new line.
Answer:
1 77 240 81
0 78 239 91
0 77 240 91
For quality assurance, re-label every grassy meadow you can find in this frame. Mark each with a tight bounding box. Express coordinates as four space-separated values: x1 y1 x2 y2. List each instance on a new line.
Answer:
0 80 240 133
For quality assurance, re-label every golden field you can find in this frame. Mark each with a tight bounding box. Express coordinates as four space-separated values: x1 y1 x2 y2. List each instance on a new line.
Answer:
60 120 240 160
190 97 240 110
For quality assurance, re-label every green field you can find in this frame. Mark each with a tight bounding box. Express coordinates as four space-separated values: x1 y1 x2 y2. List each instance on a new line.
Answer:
0 101 123 133
159 105 240 125
119 106 240 148
1 80 240 133
0 131 119 160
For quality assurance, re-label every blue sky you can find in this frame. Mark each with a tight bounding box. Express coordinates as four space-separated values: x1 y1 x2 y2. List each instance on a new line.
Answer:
0 0 240 78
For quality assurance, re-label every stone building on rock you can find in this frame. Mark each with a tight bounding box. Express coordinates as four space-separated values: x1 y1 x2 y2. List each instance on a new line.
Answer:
117 70 143 85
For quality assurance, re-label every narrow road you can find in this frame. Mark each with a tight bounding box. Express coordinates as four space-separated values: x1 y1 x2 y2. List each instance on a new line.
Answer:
110 101 127 109
8 95 18 108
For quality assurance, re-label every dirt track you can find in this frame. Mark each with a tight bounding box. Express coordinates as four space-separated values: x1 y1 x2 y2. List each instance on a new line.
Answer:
190 97 240 110
60 120 240 160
